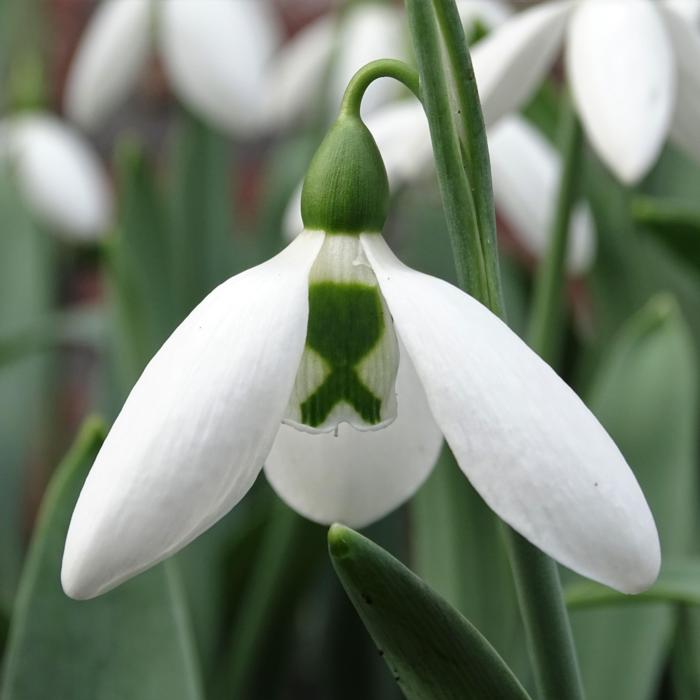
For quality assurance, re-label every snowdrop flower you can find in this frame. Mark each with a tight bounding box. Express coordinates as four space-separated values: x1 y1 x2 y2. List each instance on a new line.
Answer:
266 0 510 127
284 108 596 274
62 106 659 601
471 0 700 183
65 0 281 136
0 113 112 240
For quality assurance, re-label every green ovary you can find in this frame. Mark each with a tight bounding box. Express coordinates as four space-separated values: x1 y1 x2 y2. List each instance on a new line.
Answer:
301 282 384 428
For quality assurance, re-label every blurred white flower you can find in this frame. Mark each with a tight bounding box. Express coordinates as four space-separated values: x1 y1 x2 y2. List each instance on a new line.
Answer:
65 0 282 136
0 113 112 240
62 228 658 601
266 0 511 128
283 108 596 274
265 2 406 128
472 0 700 183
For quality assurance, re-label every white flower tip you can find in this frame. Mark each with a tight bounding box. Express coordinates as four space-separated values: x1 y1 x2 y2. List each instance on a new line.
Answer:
60 548 104 601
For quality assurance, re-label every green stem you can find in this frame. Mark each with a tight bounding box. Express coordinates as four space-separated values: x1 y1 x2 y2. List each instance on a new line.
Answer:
340 58 420 118
404 0 489 303
405 1 586 698
527 96 583 365
431 0 504 317
505 532 585 700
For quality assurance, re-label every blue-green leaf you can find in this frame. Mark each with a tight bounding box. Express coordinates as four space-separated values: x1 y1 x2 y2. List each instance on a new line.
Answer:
569 295 698 700
0 418 203 700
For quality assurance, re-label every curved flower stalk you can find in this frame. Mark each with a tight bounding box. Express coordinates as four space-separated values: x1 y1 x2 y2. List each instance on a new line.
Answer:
0 112 112 240
62 78 659 601
471 0 700 183
265 0 510 128
64 0 282 136
284 108 596 274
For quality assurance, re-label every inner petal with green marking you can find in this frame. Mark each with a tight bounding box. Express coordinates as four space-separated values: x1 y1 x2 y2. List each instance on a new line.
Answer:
285 233 399 433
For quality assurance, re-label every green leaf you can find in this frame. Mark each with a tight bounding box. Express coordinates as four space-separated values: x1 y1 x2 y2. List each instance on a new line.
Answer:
328 524 532 700
167 109 235 319
566 560 700 608
632 195 700 276
569 294 698 700
0 418 204 700
0 169 52 612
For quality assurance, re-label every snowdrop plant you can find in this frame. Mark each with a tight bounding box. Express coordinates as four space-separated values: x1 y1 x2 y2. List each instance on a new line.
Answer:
0 112 112 240
62 59 659 603
471 0 700 183
65 0 281 136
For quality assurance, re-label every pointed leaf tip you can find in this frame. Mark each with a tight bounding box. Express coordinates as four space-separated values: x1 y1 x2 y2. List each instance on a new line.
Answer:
329 525 532 699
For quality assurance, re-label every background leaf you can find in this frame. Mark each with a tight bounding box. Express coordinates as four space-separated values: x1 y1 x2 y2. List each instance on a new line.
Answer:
0 418 203 700
568 294 698 700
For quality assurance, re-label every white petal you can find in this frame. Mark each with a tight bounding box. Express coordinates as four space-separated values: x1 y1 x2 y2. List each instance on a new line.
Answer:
488 116 596 274
64 0 152 129
62 231 325 599
567 0 676 183
330 4 407 118
159 0 282 135
264 15 336 129
662 7 700 164
662 0 700 24
471 1 571 126
362 234 660 594
0 114 112 239
265 348 443 528
456 0 511 29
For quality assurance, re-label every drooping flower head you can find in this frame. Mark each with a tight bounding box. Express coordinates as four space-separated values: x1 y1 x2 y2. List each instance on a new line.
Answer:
471 0 700 183
62 72 659 601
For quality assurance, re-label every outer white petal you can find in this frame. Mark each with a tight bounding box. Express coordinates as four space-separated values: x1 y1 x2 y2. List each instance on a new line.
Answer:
362 234 660 594
330 4 407 118
159 0 282 135
265 348 443 528
489 116 595 274
567 0 676 183
62 231 325 599
0 114 112 240
662 0 700 24
264 15 336 129
662 7 700 164
64 0 152 129
471 1 572 126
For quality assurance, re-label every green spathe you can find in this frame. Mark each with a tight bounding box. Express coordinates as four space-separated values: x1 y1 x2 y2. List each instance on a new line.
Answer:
301 115 389 234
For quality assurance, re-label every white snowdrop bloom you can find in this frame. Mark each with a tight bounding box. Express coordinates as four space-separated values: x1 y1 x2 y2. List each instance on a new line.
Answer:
62 110 659 601
265 2 406 127
489 116 596 275
266 0 511 128
284 107 595 274
0 113 112 240
65 0 282 136
471 0 700 183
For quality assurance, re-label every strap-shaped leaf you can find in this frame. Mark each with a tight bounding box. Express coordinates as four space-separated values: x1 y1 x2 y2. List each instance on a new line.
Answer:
569 295 698 700
328 524 531 700
1 418 203 700
567 560 700 609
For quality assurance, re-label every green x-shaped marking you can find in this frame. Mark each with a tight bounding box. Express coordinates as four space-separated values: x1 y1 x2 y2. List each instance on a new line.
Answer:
301 281 385 428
